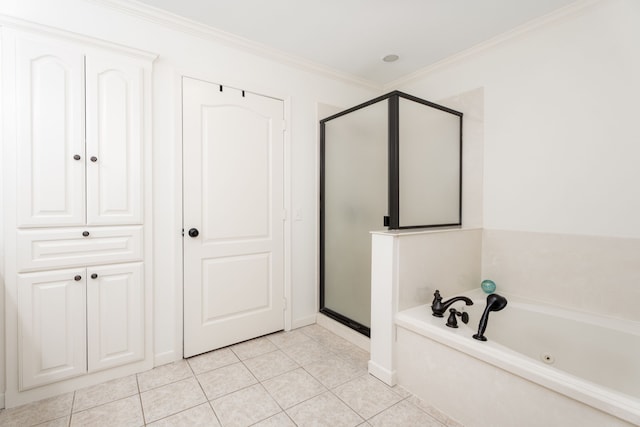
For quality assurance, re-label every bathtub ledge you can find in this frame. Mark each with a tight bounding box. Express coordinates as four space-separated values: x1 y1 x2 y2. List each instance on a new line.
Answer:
395 305 640 426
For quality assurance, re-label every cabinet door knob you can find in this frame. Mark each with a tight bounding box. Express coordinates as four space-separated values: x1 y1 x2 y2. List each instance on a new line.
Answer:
91 273 98 279
74 275 82 281
188 228 199 238
90 156 98 162
82 231 90 237
73 154 81 160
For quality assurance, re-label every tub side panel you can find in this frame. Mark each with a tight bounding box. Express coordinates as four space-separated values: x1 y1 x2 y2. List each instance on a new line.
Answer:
395 326 635 427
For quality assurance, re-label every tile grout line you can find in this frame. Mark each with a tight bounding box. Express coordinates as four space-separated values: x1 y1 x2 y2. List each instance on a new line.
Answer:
186 354 225 427
68 391 76 427
136 370 148 426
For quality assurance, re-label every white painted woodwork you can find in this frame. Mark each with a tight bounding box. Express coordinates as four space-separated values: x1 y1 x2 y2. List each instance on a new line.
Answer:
2 24 154 407
85 53 143 225
368 232 398 386
87 263 144 372
18 269 87 390
17 226 143 272
15 33 85 227
183 77 285 357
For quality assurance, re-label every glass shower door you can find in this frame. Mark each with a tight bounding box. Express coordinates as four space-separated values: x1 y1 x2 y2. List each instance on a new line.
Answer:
320 91 462 336
321 99 388 335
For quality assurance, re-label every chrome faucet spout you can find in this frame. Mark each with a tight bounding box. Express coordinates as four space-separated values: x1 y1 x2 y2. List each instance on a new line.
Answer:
431 290 474 317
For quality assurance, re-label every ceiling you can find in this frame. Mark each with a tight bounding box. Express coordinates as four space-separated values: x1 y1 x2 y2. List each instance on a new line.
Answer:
134 0 579 85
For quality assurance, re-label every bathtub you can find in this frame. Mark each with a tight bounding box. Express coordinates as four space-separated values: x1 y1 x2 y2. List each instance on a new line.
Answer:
394 289 640 426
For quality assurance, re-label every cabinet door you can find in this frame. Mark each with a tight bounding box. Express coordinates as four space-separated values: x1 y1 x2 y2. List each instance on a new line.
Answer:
18 269 87 390
85 53 143 225
14 33 86 227
87 263 144 372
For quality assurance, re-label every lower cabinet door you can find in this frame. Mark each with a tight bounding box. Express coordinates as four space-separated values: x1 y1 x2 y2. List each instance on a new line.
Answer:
87 262 144 372
18 268 87 390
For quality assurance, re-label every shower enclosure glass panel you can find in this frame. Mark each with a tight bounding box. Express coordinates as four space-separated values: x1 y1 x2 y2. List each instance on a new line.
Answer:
399 98 461 226
321 99 388 332
321 91 462 336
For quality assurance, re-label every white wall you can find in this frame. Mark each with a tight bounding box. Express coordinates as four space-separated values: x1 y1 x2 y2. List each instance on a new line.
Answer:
0 0 378 375
391 0 640 319
394 0 640 239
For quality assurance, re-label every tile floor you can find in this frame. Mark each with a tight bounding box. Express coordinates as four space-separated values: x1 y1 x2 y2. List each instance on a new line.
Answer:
0 324 462 427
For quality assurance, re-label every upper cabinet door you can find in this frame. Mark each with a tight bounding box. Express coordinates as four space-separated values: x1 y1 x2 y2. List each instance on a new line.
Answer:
15 34 86 227
85 53 143 225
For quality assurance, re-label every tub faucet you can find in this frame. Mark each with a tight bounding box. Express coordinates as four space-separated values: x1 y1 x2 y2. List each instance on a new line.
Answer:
431 290 474 317
473 293 508 341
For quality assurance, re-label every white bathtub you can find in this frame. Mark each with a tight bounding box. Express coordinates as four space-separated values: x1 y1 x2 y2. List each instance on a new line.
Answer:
394 290 640 426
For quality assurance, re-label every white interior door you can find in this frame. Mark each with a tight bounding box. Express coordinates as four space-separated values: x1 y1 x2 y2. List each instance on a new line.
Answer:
183 77 285 357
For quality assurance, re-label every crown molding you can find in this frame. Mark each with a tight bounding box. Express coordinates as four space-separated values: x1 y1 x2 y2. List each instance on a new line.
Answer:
0 13 158 61
383 0 602 91
85 0 382 91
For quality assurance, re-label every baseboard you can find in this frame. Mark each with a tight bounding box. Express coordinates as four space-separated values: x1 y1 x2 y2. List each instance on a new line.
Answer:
316 312 370 352
368 360 397 386
154 349 181 367
291 315 317 330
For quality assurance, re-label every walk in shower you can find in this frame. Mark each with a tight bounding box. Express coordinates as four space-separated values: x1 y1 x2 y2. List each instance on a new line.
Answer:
320 91 463 335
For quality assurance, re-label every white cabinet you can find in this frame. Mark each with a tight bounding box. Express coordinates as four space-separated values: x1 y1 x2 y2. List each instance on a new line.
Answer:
18 263 144 389
14 32 143 228
14 34 85 227
2 24 155 405
87 263 144 372
17 226 143 273
18 269 87 390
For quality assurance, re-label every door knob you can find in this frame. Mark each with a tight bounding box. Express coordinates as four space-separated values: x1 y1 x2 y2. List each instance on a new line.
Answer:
82 231 90 237
188 228 199 238
90 156 98 162
73 154 81 160
74 275 82 281
91 273 98 279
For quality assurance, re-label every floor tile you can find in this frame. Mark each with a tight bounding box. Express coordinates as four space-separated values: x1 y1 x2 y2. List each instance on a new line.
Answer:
140 377 206 423
73 374 138 412
317 333 357 355
137 359 193 392
251 411 296 427
287 391 363 427
280 338 328 365
0 392 73 426
197 362 257 401
368 399 443 427
243 349 299 381
70 395 143 427
266 330 311 349
146 403 220 427
298 324 337 342
1 325 461 427
187 347 239 375
230 337 278 360
304 355 367 389
335 344 370 369
333 375 403 419
211 384 281 427
262 368 326 409
35 416 71 427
